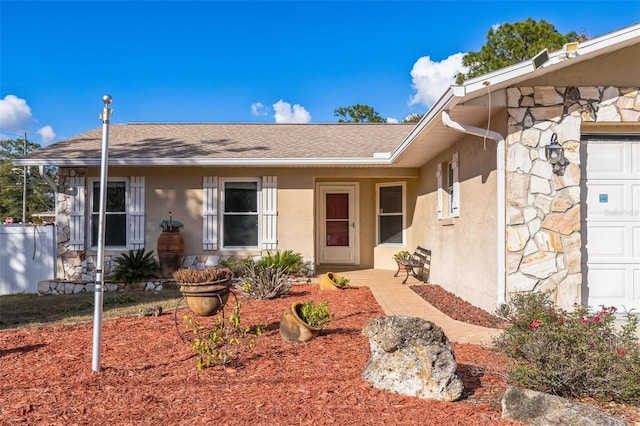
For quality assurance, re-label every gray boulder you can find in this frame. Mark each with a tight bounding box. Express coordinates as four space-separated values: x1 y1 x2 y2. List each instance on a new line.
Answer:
362 315 463 401
501 386 628 426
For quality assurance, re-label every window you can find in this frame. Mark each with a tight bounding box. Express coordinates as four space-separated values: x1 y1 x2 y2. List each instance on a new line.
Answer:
221 179 259 248
377 183 405 245
89 179 127 248
437 152 459 219
447 161 455 216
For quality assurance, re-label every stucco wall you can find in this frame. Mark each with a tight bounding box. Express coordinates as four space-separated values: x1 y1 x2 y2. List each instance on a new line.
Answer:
55 166 419 280
412 128 500 313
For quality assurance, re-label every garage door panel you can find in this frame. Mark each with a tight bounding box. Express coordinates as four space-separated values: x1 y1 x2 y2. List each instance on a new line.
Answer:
585 184 625 217
587 226 626 257
587 143 625 176
585 137 639 312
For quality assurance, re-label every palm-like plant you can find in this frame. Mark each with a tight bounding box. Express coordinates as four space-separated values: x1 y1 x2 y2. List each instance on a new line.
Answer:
109 249 160 284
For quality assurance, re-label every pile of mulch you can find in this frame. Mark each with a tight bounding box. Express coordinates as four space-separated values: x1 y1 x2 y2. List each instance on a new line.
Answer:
0 285 522 425
410 284 510 329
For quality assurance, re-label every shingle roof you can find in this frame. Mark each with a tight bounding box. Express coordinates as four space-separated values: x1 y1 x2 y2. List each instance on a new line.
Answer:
22 123 416 166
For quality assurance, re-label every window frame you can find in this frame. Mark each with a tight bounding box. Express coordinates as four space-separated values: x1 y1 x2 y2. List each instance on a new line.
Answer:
375 181 406 246
220 177 261 250
88 177 129 250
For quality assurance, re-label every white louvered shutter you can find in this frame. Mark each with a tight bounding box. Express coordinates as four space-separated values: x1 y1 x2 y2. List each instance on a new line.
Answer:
436 163 443 220
129 177 145 249
451 153 460 217
261 176 277 250
69 176 85 251
203 176 218 250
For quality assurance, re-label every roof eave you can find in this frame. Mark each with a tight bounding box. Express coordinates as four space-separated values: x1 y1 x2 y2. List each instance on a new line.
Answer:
12 157 396 167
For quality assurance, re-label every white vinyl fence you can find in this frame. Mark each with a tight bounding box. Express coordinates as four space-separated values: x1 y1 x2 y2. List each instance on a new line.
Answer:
0 224 56 295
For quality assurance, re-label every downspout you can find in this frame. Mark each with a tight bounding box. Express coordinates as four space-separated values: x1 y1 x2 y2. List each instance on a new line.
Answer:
441 111 506 307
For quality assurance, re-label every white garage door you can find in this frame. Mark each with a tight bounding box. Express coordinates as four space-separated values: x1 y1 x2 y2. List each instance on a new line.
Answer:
583 136 640 312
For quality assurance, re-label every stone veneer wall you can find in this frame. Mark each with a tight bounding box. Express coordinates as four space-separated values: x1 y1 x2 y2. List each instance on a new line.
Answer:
505 86 639 309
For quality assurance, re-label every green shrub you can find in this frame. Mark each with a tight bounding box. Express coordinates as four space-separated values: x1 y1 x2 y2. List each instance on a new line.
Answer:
494 291 640 403
257 250 304 276
218 256 253 278
297 300 332 329
109 249 160 284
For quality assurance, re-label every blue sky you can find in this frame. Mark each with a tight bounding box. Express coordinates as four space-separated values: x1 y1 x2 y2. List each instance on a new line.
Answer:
1 1 639 146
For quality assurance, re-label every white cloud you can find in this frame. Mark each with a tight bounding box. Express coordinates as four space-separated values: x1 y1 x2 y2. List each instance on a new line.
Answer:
0 94 32 131
272 100 311 123
37 125 56 145
408 53 468 107
386 117 399 124
251 102 267 116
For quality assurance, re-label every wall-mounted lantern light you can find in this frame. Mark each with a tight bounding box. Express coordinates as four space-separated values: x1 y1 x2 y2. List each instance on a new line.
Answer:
545 133 566 174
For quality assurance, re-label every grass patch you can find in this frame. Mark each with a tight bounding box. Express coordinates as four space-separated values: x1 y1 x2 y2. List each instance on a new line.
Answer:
0 288 184 330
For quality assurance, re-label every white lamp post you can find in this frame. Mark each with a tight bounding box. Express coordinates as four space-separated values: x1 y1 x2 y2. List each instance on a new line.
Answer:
92 94 113 372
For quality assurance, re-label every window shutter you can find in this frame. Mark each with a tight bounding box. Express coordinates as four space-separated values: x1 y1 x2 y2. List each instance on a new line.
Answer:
203 176 218 250
69 176 85 251
129 176 145 249
452 152 460 217
262 176 277 250
436 163 443 220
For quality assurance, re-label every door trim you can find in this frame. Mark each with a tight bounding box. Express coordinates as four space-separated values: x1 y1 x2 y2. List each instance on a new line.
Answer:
315 182 359 265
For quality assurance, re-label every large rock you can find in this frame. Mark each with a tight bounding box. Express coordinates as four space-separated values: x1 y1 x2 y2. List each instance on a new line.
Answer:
361 316 463 401
501 387 628 426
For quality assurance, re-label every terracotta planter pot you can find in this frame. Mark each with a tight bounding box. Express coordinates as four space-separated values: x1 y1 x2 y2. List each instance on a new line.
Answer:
279 302 322 343
320 272 348 291
157 228 185 278
179 278 232 317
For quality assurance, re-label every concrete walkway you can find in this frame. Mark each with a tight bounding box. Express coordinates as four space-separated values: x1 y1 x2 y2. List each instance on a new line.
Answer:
314 268 502 346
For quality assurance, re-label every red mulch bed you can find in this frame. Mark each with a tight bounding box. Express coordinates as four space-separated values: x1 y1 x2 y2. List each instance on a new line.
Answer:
1 285 523 425
410 284 510 329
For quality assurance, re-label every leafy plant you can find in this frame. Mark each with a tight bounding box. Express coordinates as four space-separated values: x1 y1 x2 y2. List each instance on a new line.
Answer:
393 250 411 261
159 211 184 231
183 301 265 369
257 250 304 276
297 301 332 329
494 291 640 404
330 273 350 288
109 249 160 284
218 256 254 278
172 267 233 283
239 262 292 300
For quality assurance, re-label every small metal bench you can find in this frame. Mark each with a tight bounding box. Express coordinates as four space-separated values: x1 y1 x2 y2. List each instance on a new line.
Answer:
394 246 431 284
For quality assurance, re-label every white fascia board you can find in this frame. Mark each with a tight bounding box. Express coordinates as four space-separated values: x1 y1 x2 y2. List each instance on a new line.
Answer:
13 157 395 167
389 90 457 162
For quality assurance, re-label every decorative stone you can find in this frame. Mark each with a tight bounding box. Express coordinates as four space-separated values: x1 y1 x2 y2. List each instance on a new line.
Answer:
523 239 538 257
597 104 621 121
362 316 463 402
508 144 532 172
508 272 538 292
527 217 541 236
533 194 553 214
507 225 530 251
552 163 581 190
578 86 600 100
507 252 523 274
507 88 521 108
601 86 620 105
530 175 551 195
507 173 530 208
508 206 524 225
534 87 563 106
508 107 526 122
530 160 553 180
501 386 627 426
534 230 563 252
620 109 640 121
520 252 557 279
562 233 582 273
520 128 541 147
556 273 582 309
542 206 580 236
550 191 574 213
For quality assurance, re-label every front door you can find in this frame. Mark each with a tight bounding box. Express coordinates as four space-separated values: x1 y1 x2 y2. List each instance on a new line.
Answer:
317 183 358 265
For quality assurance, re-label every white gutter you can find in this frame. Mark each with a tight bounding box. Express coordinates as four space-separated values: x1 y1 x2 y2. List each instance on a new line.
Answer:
441 111 506 307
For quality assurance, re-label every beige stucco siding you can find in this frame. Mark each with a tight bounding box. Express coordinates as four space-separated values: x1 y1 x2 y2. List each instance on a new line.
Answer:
83 166 419 268
408 120 502 313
